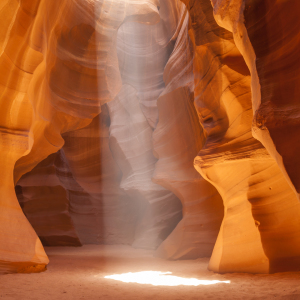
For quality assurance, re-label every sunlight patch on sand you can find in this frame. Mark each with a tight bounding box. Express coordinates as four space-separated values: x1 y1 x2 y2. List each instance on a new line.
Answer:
105 271 230 286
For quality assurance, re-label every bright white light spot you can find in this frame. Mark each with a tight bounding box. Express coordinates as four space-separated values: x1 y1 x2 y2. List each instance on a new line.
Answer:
105 271 230 286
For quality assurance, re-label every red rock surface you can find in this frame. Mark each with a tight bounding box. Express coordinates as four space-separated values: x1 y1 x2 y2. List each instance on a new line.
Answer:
185 0 300 273
0 0 161 273
61 107 139 245
153 3 224 259
16 153 81 247
1 0 300 275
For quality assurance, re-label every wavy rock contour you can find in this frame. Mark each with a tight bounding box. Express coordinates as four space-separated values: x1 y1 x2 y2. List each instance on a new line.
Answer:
0 0 160 273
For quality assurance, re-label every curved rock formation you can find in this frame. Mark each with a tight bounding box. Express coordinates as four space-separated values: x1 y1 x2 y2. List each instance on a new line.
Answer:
2 0 300 276
106 1 187 249
61 106 138 245
0 0 160 273
16 107 138 247
153 3 224 260
16 153 81 247
117 0 181 128
183 0 300 273
244 1 300 200
209 0 300 201
108 85 182 249
0 129 48 274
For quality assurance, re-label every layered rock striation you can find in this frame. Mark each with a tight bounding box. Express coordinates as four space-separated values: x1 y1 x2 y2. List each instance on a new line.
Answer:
0 0 161 273
183 0 300 273
108 1 186 249
210 0 300 201
153 3 224 260
16 153 82 247
2 0 300 275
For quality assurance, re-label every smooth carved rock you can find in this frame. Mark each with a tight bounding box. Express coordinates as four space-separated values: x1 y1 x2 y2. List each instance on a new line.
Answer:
16 107 137 246
0 3 48 271
13 0 185 252
0 130 48 274
244 1 300 199
0 0 160 273
107 1 185 249
16 0 184 250
153 4 224 260
184 0 300 273
154 87 224 259
210 0 300 197
16 153 81 247
61 107 138 245
117 0 182 128
3 0 300 275
108 85 182 249
14 0 161 183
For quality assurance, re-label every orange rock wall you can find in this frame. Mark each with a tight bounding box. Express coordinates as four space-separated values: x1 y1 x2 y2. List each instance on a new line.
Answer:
16 153 82 247
244 0 300 197
153 3 224 259
2 0 300 275
0 0 161 273
183 0 300 273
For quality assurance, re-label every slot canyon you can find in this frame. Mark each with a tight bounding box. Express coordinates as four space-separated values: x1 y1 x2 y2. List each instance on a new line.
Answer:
1 0 300 299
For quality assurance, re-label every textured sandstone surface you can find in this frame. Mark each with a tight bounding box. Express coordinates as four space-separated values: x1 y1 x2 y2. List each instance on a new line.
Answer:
16 153 82 247
183 0 300 273
108 85 182 249
153 3 224 260
16 108 139 247
210 0 300 201
107 1 189 249
61 108 139 245
0 0 161 273
244 1 300 200
1 0 300 276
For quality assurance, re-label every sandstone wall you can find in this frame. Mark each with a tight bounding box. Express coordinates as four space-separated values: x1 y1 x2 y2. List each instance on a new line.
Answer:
0 0 161 273
183 0 300 273
2 0 300 275
153 3 224 260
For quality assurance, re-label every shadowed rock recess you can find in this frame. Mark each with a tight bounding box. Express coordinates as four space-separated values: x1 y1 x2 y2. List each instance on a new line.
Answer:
0 0 300 275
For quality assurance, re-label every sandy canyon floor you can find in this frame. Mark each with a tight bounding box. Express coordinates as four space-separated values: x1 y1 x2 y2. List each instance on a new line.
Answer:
1 245 300 300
